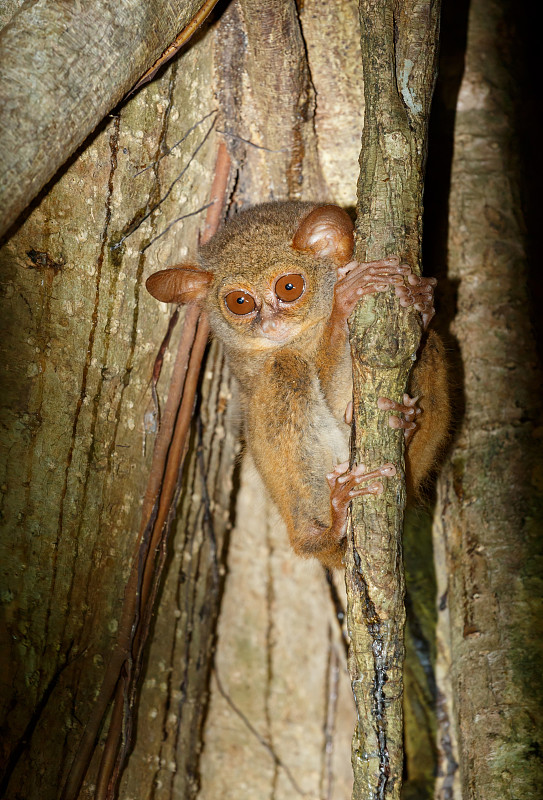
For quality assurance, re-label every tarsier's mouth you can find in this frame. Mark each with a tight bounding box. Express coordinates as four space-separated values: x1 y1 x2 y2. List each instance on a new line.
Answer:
258 327 292 342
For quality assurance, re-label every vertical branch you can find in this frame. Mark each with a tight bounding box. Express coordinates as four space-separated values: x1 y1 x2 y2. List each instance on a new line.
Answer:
345 2 440 798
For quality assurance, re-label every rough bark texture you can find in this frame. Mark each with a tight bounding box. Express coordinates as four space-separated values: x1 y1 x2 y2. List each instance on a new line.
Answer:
433 0 543 797
345 1 440 798
0 0 208 238
230 0 325 202
0 16 226 796
0 0 24 30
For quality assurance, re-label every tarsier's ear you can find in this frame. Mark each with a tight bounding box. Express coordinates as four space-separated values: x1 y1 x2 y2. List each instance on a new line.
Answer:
145 265 213 305
291 205 354 267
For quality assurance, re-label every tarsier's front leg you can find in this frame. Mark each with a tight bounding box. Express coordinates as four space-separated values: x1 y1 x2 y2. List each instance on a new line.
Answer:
318 256 411 391
334 256 411 322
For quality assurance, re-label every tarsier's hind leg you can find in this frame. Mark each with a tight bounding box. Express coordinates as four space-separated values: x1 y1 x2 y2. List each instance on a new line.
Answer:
291 461 397 569
378 393 421 443
405 330 451 493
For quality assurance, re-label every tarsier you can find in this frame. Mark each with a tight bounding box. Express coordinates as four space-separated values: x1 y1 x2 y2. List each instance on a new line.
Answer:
146 203 450 569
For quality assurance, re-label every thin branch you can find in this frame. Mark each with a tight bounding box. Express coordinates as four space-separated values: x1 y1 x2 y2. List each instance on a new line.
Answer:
141 201 213 252
135 109 218 176
216 129 287 153
126 0 222 97
112 115 217 249
213 667 307 797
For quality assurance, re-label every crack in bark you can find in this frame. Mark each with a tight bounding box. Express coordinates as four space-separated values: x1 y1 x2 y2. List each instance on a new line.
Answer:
44 114 120 665
352 547 390 800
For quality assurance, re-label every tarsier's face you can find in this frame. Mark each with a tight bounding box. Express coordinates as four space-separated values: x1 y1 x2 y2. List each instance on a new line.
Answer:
217 267 315 346
145 202 355 353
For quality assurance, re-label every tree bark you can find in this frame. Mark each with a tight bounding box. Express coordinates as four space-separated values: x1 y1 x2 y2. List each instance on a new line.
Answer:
0 0 208 238
0 16 228 796
433 0 543 796
345 1 440 798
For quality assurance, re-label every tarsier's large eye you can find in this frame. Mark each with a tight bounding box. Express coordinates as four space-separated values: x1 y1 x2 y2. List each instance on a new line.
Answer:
275 273 305 302
224 290 256 316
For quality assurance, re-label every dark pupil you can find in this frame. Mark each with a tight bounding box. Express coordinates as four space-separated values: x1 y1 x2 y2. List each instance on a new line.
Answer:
285 283 294 291
236 296 245 304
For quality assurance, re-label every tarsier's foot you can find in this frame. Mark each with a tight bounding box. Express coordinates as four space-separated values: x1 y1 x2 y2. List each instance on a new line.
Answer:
395 273 437 329
378 394 421 444
326 461 397 538
334 256 410 321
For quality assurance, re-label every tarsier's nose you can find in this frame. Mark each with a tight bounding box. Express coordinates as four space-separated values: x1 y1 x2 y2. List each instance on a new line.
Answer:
261 317 279 334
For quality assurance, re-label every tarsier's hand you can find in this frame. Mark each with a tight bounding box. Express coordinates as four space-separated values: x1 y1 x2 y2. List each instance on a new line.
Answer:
334 256 410 323
395 273 437 329
334 256 437 330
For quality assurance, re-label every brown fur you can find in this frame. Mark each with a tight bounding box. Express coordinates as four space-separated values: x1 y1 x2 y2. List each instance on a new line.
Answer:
146 202 450 569
406 330 451 496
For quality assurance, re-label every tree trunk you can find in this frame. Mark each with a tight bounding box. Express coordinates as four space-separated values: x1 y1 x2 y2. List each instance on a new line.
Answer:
0 0 209 238
3 1 538 798
0 11 228 796
429 0 543 797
